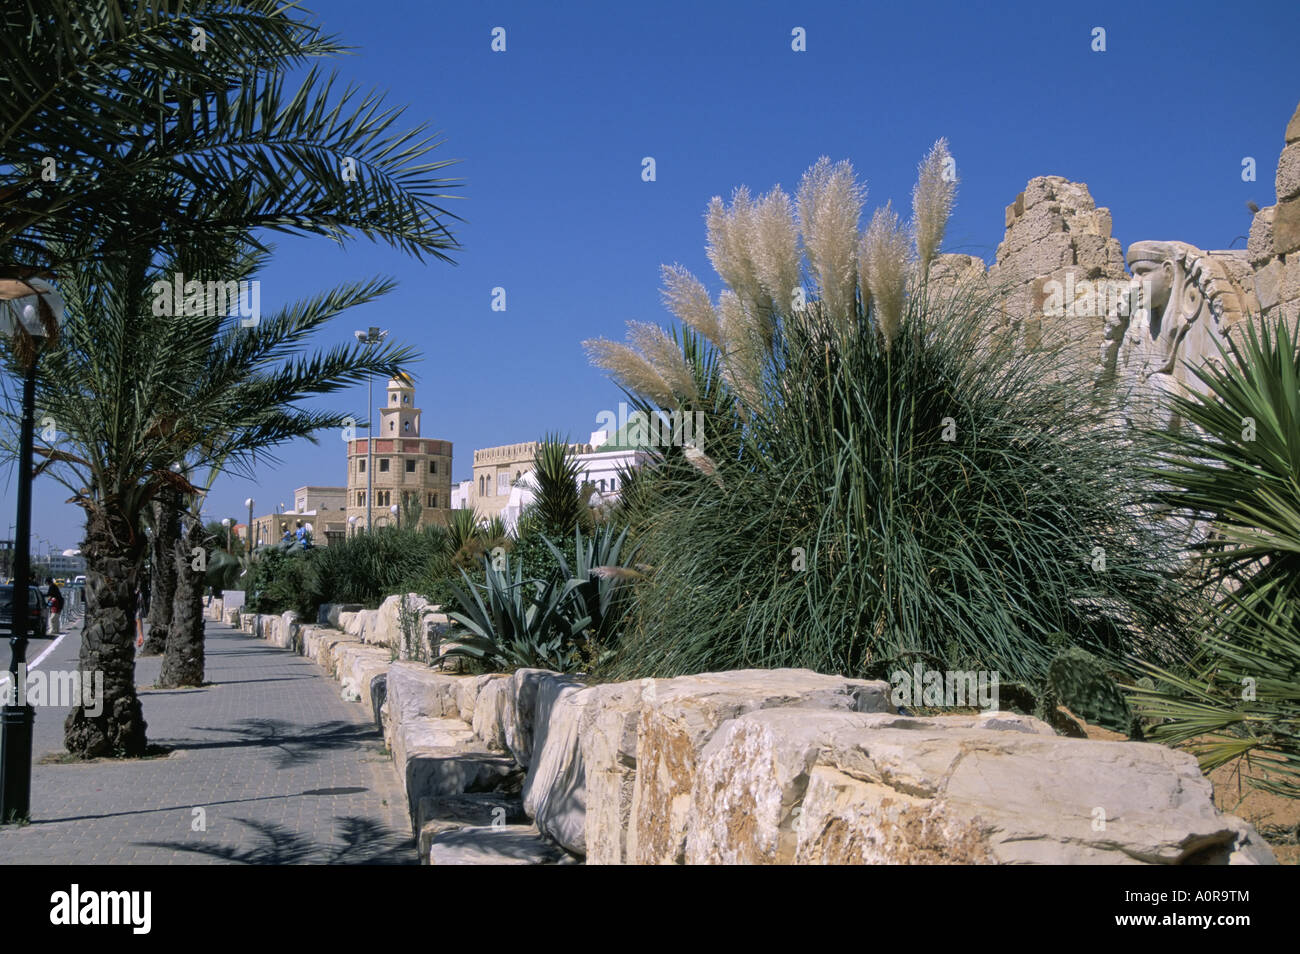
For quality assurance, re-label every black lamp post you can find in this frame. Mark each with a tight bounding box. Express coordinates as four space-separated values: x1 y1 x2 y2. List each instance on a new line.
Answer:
0 278 63 822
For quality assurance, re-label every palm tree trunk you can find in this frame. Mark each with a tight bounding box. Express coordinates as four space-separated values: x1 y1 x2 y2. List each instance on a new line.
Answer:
159 520 205 688
143 490 178 655
63 505 149 758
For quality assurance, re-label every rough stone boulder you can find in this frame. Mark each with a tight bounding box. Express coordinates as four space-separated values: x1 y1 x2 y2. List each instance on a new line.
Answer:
426 825 578 865
313 631 362 677
383 663 504 746
521 676 587 852
393 718 519 825
626 669 893 865
416 793 527 862
335 643 392 715
684 709 1275 865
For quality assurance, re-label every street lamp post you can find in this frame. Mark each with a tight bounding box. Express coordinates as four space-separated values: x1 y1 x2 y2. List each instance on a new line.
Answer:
354 327 388 532
390 502 400 531
0 277 63 822
244 498 254 556
221 518 232 553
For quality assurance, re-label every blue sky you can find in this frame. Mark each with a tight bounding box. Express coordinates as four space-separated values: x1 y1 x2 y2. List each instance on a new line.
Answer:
7 0 1299 552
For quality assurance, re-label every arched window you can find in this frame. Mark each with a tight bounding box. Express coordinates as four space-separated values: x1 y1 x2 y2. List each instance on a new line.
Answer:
389 420 395 432
403 420 410 432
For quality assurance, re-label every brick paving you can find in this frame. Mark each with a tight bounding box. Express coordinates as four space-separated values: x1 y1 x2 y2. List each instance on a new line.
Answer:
0 616 413 864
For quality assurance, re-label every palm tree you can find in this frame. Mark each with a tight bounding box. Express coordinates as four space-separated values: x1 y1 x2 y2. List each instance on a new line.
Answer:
8 243 417 755
2 0 460 279
142 489 179 655
530 435 594 537
1131 318 1300 798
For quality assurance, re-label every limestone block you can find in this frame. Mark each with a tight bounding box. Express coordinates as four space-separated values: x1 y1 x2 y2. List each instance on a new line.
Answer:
315 632 361 676
521 676 588 853
1005 203 1065 253
1254 257 1284 311
371 593 431 650
502 668 567 767
1073 234 1113 276
455 673 507 725
343 608 378 641
471 676 512 752
224 606 240 626
337 644 391 711
1093 207 1113 240
1002 231 1076 281
1021 176 1061 211
1249 206 1276 264
321 603 362 628
683 709 1274 865
385 661 472 728
268 610 297 649
427 825 579 865
1277 141 1300 202
577 681 651 865
417 793 527 862
1274 197 1300 255
395 719 518 823
627 668 892 865
1282 253 1300 305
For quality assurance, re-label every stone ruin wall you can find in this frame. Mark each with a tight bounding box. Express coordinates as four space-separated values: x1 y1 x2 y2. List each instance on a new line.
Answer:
935 99 1300 387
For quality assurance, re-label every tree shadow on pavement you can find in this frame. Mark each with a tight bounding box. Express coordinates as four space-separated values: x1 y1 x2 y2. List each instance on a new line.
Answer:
138 815 415 865
159 718 379 769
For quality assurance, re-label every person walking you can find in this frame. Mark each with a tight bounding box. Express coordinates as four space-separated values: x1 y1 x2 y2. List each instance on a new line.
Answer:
135 587 145 648
45 577 64 635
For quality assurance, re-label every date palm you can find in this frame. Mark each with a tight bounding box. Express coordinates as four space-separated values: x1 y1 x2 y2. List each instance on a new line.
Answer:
1 0 461 280
5 241 417 755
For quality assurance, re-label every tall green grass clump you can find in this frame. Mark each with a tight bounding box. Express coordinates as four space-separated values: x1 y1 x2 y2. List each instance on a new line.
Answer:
585 144 1192 684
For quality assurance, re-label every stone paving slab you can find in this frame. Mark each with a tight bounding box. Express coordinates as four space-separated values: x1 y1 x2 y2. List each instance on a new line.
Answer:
0 617 413 864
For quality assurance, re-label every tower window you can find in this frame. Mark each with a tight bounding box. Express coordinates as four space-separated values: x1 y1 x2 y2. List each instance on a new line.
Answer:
405 459 415 473
429 461 437 475
357 492 365 506
403 420 410 432
379 458 390 472
358 458 365 473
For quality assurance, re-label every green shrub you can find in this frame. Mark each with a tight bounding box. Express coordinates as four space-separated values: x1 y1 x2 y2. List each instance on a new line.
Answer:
584 149 1192 685
1131 318 1300 798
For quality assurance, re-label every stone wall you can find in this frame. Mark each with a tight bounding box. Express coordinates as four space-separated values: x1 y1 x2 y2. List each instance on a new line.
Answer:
236 601 1273 865
939 98 1300 390
1248 101 1300 324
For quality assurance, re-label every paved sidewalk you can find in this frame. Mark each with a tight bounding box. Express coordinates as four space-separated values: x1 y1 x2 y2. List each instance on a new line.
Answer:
0 619 413 864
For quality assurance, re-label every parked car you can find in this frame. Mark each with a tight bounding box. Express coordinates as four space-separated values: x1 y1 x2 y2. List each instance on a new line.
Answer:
0 585 51 639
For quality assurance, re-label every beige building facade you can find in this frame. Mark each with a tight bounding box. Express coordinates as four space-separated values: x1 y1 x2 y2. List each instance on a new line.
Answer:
249 485 348 548
468 438 599 521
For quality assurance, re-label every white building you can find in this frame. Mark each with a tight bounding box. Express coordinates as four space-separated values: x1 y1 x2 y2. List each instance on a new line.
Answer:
48 552 86 577
499 430 649 533
450 479 473 510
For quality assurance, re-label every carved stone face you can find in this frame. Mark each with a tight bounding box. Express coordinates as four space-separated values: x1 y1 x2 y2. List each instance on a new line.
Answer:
1129 260 1173 314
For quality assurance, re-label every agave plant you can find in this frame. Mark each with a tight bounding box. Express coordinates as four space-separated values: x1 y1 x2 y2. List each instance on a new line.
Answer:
542 525 642 649
437 554 591 673
1131 317 1300 798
